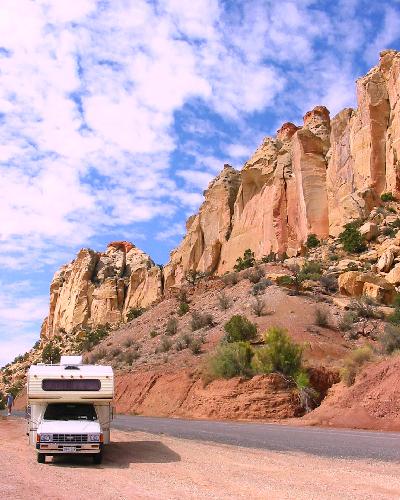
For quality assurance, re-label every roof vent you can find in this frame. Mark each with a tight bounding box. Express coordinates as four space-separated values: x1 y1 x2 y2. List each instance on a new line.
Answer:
60 355 83 366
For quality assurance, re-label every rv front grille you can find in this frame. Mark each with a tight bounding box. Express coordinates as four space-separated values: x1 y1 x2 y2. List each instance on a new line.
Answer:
52 434 88 444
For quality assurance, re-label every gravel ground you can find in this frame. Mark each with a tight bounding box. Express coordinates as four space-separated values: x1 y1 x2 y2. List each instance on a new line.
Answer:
1 417 400 500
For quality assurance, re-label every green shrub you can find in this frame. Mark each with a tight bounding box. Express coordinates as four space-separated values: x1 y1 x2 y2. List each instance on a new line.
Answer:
315 307 328 327
189 338 203 355
217 292 231 311
276 275 294 286
300 261 322 280
207 342 254 379
124 350 140 364
75 324 111 352
252 327 303 377
191 311 214 331
261 252 276 263
150 330 159 338
175 333 193 351
349 297 382 319
126 307 144 321
156 336 172 353
381 192 396 202
380 324 400 354
234 249 255 271
319 274 338 292
294 371 310 390
251 296 267 317
340 346 373 386
165 317 178 336
338 311 358 331
251 278 273 296
306 234 320 248
388 294 400 325
244 266 265 283
221 272 239 286
42 342 61 364
123 338 135 348
338 223 366 253
329 253 339 261
177 301 189 316
223 315 257 343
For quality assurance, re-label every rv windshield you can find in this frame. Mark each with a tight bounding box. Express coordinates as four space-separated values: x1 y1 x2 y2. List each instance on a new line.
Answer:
43 403 97 421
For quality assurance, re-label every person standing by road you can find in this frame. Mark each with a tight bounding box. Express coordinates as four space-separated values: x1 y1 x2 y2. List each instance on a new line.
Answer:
6 393 14 416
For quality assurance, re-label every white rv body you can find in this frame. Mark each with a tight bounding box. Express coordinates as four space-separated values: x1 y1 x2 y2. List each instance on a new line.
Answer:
27 356 114 464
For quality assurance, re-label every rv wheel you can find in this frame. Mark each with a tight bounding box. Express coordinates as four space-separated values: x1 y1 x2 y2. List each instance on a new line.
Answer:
93 451 103 465
37 453 45 464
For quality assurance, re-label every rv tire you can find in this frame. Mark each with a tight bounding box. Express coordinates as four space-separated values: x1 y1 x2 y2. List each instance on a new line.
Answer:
93 451 103 465
37 453 45 464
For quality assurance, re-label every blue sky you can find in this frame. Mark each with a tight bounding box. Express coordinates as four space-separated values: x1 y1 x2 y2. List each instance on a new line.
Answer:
1 0 400 366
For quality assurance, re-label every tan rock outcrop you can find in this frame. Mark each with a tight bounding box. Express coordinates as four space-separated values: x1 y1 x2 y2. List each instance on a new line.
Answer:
42 242 162 337
338 271 395 304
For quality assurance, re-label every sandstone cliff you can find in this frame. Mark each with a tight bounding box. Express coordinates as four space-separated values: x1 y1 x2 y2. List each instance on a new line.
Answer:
166 50 400 284
41 50 400 332
41 241 163 337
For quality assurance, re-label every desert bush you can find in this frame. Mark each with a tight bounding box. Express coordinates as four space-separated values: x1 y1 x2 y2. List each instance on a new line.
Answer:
177 301 189 316
252 327 303 377
207 341 254 379
380 324 400 354
261 253 276 263
156 336 172 353
295 372 319 413
251 296 267 317
329 253 339 261
340 346 373 386
150 330 159 338
244 266 265 284
223 315 257 343
388 294 400 325
185 270 206 286
306 234 320 249
75 324 111 352
189 338 203 355
349 297 382 319
276 275 294 286
42 342 61 364
217 292 231 311
381 192 396 202
338 311 358 331
90 348 107 363
8 381 24 398
234 249 255 271
191 311 214 331
33 340 41 350
175 333 193 351
177 287 189 303
126 307 144 321
110 347 122 357
123 338 135 348
300 261 323 279
165 317 178 336
319 274 339 292
315 307 329 327
221 272 239 286
338 222 366 253
251 278 273 296
124 350 140 364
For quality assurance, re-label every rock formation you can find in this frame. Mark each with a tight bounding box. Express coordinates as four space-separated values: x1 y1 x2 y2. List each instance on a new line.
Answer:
41 242 162 337
40 50 400 332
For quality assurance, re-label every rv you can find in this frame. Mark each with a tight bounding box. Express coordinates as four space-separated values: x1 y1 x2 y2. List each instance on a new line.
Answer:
27 355 114 464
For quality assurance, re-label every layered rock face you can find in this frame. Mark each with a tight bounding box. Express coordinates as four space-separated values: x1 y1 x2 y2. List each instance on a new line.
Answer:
42 242 162 337
166 50 400 283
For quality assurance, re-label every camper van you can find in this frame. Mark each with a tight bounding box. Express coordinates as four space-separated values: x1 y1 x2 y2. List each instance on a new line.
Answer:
27 355 114 464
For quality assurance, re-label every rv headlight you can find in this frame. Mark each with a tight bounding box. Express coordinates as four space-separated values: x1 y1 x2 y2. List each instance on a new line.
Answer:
88 434 100 442
40 434 53 442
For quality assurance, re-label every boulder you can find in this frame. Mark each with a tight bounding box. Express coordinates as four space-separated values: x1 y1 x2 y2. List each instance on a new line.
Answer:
338 271 395 304
359 222 378 241
377 248 395 272
386 263 400 285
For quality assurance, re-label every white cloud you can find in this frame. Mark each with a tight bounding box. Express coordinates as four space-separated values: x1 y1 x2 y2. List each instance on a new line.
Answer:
177 170 214 189
156 222 185 241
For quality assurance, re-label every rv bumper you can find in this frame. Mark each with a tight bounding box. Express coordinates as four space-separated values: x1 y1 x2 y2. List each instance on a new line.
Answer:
36 443 103 454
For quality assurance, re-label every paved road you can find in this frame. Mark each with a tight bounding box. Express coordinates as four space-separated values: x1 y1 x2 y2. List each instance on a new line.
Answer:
5 410 399 461
113 415 400 462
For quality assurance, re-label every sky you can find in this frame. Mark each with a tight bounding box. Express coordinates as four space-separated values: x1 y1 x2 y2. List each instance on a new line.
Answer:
1 0 400 366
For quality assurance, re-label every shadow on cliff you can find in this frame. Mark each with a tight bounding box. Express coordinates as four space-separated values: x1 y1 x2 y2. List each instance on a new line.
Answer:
48 440 181 469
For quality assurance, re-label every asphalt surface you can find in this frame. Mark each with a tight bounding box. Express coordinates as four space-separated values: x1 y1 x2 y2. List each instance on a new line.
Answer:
113 415 400 462
5 410 399 461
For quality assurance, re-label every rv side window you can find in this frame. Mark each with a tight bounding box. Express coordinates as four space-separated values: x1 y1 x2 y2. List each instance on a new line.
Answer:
44 403 97 421
42 379 101 391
